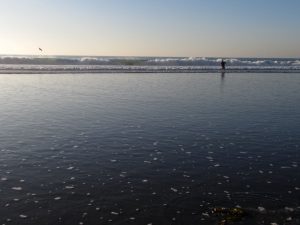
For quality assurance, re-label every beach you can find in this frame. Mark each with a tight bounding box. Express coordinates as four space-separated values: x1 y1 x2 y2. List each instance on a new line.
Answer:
0 72 299 225
2 0 300 224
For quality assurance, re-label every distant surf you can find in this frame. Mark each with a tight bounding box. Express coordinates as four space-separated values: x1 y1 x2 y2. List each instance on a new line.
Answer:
1 55 300 73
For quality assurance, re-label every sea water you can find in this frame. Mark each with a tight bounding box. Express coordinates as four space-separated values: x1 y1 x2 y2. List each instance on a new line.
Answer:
0 56 300 73
0 73 299 224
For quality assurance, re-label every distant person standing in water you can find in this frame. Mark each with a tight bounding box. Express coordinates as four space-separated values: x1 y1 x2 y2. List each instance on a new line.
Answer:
221 59 226 70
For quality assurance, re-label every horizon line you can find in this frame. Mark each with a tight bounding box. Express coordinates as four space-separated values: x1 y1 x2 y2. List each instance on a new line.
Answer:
0 53 299 59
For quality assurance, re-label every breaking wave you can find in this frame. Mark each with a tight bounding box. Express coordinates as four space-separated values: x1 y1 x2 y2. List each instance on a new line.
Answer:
1 55 300 73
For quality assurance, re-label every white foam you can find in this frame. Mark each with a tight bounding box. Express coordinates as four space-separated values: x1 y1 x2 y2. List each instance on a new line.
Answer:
0 55 300 73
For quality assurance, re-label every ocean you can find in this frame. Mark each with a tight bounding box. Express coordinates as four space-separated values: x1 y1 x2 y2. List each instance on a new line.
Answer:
0 72 299 224
0 55 300 73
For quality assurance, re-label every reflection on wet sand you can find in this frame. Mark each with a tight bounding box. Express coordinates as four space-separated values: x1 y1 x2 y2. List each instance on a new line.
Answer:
0 73 299 225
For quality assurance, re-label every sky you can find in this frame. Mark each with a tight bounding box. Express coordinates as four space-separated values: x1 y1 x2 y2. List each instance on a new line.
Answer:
0 0 299 57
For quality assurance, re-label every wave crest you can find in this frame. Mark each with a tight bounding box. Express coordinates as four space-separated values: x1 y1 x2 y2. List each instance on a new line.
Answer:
1 55 300 72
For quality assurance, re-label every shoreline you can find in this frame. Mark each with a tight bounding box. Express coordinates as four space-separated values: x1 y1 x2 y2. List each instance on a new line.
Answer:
1 69 300 74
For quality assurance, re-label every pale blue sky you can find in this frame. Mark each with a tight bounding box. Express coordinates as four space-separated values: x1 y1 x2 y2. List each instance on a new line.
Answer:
0 0 299 57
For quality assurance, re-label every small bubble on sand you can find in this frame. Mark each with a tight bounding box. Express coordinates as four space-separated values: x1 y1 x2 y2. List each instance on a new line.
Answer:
12 187 22 191
170 187 178 193
258 206 266 213
65 186 74 189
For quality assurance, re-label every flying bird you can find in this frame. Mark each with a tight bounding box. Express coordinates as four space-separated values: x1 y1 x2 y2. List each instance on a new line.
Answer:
39 48 43 52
